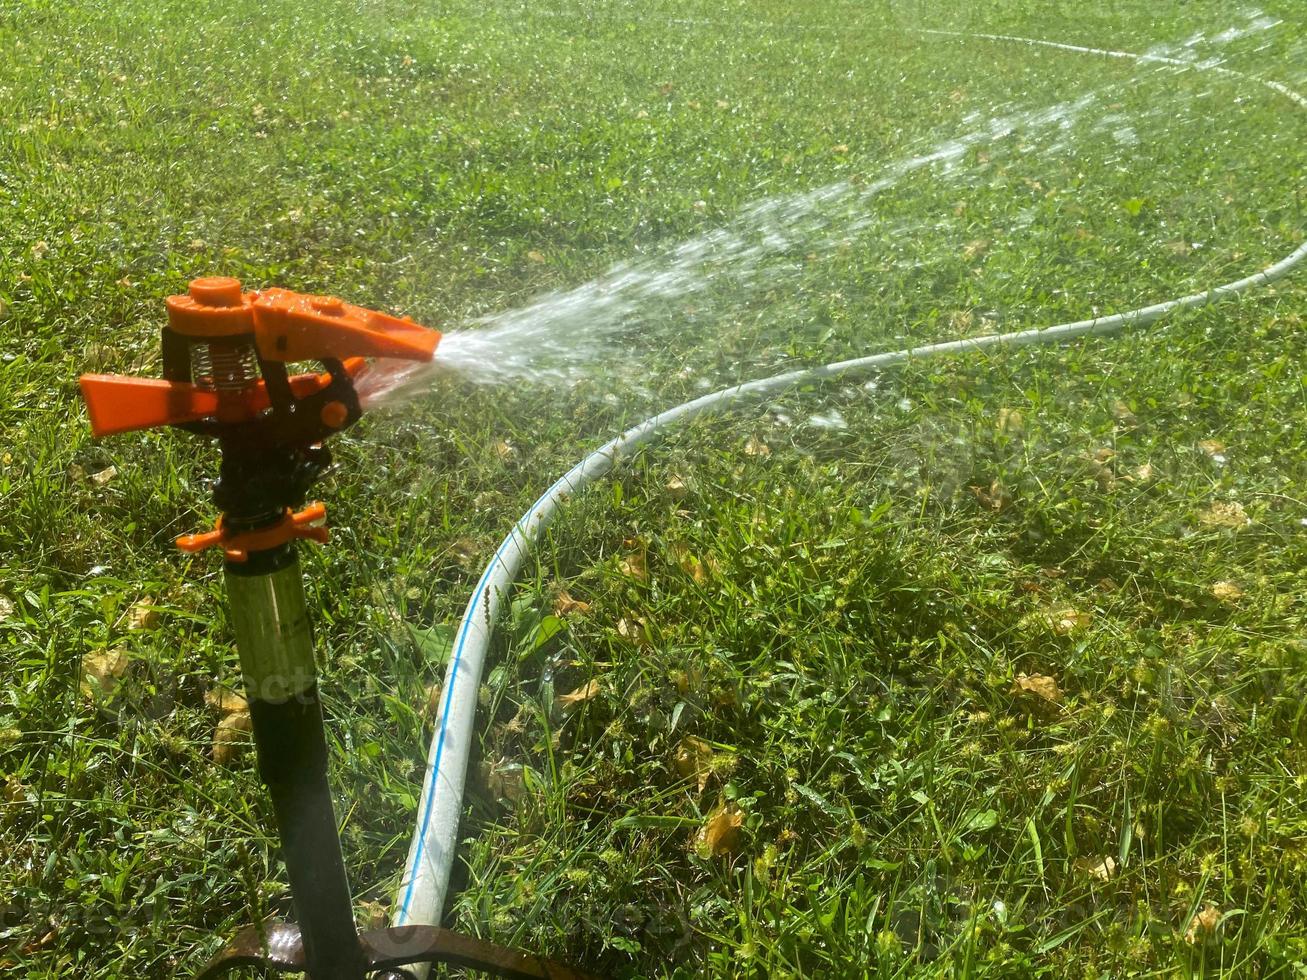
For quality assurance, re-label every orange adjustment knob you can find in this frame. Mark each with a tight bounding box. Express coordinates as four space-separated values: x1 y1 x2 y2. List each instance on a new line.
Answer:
176 503 330 562
166 276 257 338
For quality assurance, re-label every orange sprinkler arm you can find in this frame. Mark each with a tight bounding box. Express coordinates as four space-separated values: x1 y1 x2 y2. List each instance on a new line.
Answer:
253 289 440 363
78 359 368 438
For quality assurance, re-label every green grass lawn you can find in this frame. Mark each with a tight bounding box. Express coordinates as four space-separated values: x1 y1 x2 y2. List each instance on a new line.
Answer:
2 0 1306 976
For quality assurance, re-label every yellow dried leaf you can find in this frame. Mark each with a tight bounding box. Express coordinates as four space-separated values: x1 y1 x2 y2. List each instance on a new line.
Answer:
674 736 715 792
1184 904 1222 944
616 617 647 646
1013 672 1063 704
996 407 1023 434
665 473 688 497
697 805 744 857
1093 447 1116 462
619 550 647 581
558 679 603 711
831 143 849 155
493 440 516 461
1112 400 1137 425
1085 856 1117 881
420 682 442 723
205 687 248 717
670 542 708 585
4 775 25 803
450 537 480 565
525 250 546 264
360 900 389 931
1131 462 1156 483
969 479 1011 512
1197 439 1226 458
744 435 770 457
126 599 159 630
90 465 117 487
22 925 58 954
1200 501 1249 529
1087 460 1115 491
81 649 130 700
483 758 528 803
671 666 703 696
962 239 989 261
1210 581 1244 603
213 710 253 765
553 591 592 616
686 558 707 585
1049 608 1091 634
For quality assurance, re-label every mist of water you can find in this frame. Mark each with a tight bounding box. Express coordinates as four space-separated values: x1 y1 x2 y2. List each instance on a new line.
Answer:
355 10 1290 409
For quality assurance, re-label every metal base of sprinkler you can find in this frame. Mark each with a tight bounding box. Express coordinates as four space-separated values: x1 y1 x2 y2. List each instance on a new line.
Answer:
198 921 600 980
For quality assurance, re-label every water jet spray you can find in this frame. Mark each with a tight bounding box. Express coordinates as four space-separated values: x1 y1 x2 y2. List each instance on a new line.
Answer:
79 277 597 980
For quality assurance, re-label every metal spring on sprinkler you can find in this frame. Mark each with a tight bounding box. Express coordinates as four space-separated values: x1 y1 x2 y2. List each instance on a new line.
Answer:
190 342 261 391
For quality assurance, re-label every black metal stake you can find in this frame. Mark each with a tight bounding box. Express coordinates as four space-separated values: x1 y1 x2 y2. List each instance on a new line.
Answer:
226 542 367 980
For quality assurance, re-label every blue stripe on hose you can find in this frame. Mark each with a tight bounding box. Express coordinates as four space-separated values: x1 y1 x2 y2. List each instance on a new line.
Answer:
397 474 573 922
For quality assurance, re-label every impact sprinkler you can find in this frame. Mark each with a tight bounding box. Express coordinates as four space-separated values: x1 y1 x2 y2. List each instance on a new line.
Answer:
79 278 597 980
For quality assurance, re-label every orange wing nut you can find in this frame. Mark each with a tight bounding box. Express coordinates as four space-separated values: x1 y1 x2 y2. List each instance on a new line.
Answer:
176 503 330 561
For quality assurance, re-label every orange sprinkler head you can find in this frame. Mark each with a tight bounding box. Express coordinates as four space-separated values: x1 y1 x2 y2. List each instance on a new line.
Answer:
79 277 440 438
78 277 442 554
